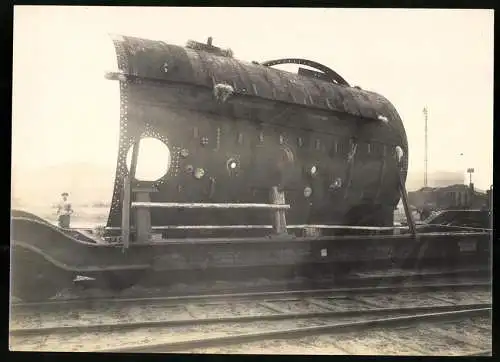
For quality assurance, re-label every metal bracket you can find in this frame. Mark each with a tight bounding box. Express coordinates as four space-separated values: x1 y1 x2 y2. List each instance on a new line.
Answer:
398 169 417 237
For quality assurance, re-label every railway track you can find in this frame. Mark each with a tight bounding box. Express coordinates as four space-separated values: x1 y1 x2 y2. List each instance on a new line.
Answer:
10 278 490 311
177 309 492 356
11 265 491 307
103 308 492 354
9 281 492 355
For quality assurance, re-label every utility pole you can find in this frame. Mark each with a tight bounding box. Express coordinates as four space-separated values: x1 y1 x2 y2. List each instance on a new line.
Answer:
423 107 428 187
467 168 474 187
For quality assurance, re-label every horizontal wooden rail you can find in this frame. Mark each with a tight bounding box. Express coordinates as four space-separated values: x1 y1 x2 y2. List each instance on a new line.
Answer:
74 224 491 232
107 225 273 230
131 202 290 210
291 224 406 230
106 224 409 231
422 224 492 232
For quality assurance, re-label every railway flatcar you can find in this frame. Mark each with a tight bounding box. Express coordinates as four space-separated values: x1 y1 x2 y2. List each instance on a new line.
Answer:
10 36 490 301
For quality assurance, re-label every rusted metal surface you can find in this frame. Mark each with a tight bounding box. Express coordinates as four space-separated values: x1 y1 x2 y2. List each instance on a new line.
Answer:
111 35 398 122
105 35 409 235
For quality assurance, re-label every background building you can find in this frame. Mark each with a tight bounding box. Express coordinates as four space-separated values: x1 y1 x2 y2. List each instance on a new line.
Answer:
406 170 465 191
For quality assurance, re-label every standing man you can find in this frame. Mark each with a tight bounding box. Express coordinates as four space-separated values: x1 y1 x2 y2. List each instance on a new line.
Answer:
56 192 73 228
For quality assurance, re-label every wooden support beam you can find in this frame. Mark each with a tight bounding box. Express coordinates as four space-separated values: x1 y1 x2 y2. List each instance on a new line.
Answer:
121 175 131 249
129 140 141 180
135 191 152 242
123 139 141 245
270 186 288 235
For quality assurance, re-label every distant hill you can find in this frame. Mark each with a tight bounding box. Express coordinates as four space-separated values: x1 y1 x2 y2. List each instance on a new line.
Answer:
405 171 465 191
12 162 115 208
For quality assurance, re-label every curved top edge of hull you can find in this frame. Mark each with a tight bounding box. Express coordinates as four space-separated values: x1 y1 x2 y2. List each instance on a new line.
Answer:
110 35 404 126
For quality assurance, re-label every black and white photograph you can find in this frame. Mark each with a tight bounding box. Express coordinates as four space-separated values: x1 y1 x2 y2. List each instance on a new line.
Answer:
10 6 493 355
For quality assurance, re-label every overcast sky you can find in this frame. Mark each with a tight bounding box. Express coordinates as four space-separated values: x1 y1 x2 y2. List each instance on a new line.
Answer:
12 6 494 190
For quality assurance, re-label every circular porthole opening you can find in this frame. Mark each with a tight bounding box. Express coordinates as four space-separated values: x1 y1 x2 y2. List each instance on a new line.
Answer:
227 158 239 171
126 137 171 181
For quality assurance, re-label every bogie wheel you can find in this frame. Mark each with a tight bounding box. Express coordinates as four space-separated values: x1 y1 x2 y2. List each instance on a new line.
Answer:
11 245 74 302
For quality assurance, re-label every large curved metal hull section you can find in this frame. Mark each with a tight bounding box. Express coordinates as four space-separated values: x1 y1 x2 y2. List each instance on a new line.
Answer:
105 35 409 235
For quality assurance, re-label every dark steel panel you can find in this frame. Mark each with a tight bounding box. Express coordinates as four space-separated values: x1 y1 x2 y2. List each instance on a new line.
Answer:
183 48 213 87
222 57 255 96
298 75 329 109
350 88 378 119
243 62 275 99
121 36 197 84
289 75 315 107
262 67 295 103
337 87 363 117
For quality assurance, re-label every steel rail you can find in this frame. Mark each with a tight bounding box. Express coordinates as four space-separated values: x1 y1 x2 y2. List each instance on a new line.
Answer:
11 279 491 311
97 307 491 353
9 302 491 337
